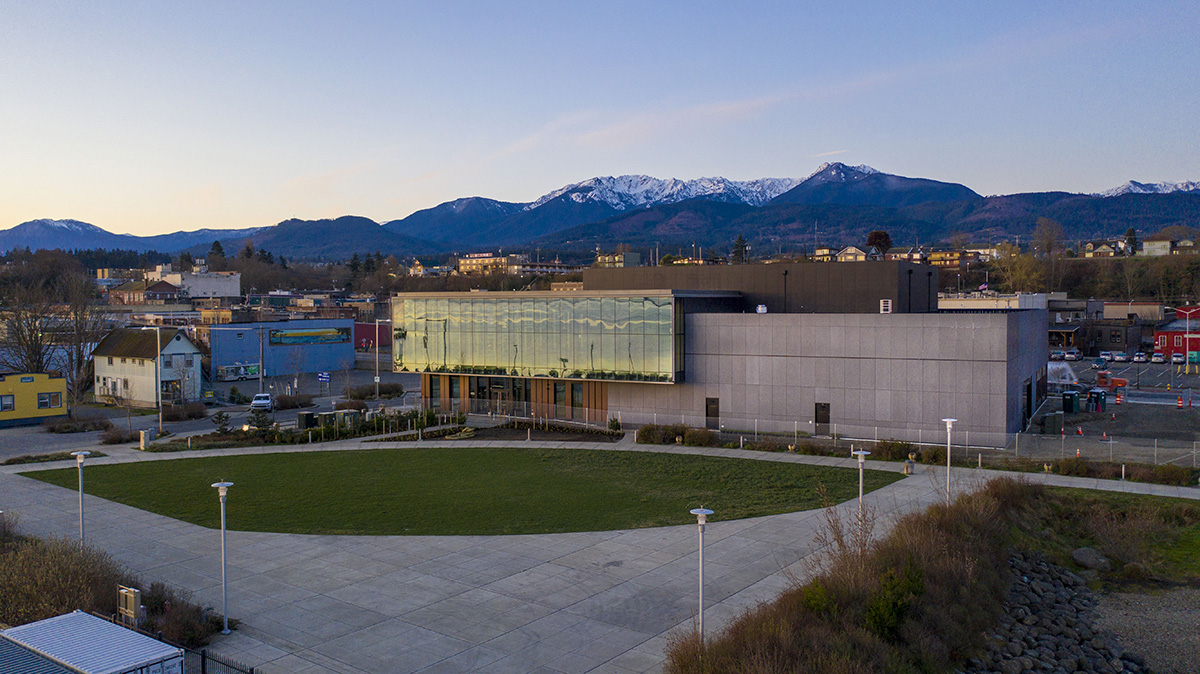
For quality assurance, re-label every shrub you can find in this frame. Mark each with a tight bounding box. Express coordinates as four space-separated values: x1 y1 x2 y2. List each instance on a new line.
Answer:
335 400 368 411
3 451 108 466
274 394 314 410
162 402 207 421
210 411 231 434
682 428 718 447
101 427 140 444
919 445 944 465
608 416 622 431
227 386 250 404
346 382 405 400
44 417 112 434
873 439 916 461
634 423 689 445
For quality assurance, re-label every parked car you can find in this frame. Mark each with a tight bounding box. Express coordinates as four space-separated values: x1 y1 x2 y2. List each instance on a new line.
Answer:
250 393 275 412
1091 358 1107 369
1050 350 1066 361
1099 351 1114 362
1064 349 1082 361
1152 352 1166 364
1132 352 1148 363
1172 352 1186 365
1113 352 1130 363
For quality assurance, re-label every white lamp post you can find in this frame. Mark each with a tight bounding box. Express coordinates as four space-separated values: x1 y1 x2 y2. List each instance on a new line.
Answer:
942 418 956 506
71 451 91 543
689 507 714 650
211 481 234 634
851 448 871 515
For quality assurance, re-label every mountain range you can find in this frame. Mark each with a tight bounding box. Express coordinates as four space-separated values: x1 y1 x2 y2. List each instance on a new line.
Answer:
2 163 1198 260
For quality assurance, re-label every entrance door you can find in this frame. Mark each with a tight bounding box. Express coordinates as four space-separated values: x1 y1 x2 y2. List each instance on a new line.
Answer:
815 402 831 436
705 397 719 430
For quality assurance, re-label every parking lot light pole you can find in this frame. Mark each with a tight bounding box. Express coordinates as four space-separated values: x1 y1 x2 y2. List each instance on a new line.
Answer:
690 507 714 651
942 418 956 506
211 481 234 634
71 451 91 543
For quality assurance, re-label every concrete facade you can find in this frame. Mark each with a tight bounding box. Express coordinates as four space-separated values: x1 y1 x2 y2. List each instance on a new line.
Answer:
607 310 1048 446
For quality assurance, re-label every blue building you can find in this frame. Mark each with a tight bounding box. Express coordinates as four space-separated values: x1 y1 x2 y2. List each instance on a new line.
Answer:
206 319 355 379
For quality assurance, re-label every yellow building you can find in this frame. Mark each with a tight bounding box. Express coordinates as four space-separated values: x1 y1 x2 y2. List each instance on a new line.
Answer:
0 372 68 427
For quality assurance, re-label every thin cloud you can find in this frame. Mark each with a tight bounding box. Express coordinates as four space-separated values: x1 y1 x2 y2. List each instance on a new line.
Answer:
812 150 848 158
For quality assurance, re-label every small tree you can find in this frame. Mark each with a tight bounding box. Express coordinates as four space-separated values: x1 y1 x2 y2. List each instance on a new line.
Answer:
866 230 892 254
211 411 231 434
209 240 225 259
1125 227 1138 256
247 409 273 435
731 235 749 264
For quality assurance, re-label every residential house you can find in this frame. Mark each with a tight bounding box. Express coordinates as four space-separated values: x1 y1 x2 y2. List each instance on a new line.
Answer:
93 327 203 407
108 280 180 305
0 372 68 427
835 246 883 262
1083 241 1118 258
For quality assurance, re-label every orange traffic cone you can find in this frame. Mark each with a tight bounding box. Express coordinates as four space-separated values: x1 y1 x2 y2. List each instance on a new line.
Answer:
1178 396 1184 409
1102 431 1108 440
1115 393 1123 405
1076 448 1081 458
1076 426 1083 436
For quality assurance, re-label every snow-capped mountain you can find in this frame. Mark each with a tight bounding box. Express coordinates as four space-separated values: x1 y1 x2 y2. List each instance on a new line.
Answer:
1098 180 1200 197
28 218 110 234
801 162 880 183
770 162 979 207
526 175 801 211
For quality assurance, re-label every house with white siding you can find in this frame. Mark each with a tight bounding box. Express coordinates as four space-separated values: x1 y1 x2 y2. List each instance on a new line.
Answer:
93 327 202 407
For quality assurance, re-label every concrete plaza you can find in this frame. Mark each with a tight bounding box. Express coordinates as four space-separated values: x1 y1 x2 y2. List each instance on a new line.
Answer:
2 435 1196 673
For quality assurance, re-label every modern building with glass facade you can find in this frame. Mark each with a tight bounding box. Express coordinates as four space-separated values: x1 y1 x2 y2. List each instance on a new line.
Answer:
393 261 1048 446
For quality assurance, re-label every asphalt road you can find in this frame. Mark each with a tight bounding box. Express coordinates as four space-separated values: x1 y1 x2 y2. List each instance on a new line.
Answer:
1065 358 1200 394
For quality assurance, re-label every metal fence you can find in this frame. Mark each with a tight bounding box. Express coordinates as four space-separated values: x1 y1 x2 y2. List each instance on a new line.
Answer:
91 613 255 674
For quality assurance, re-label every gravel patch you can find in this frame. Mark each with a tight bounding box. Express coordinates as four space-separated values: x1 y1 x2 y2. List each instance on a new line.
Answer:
1094 587 1200 674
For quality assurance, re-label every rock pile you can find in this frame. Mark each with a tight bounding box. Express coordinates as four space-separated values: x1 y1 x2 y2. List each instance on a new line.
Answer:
960 551 1147 674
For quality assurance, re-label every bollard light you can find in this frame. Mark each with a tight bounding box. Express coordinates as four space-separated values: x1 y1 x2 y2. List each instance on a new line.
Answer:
71 451 91 543
211 481 234 634
851 448 871 516
690 507 714 651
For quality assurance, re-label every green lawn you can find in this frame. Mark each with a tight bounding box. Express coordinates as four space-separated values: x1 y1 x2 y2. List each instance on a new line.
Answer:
27 447 903 535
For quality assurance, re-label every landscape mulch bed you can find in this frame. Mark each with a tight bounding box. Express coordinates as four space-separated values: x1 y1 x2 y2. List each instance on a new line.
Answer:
468 425 622 443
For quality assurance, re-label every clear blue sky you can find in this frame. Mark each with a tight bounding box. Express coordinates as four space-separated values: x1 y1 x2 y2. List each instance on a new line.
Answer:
1 1 1196 235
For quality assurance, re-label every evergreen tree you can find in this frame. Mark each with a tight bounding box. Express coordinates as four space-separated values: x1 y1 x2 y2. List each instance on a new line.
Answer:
209 240 225 259
279 255 288 269
349 253 361 275
1125 228 1138 256
866 230 893 253
241 241 255 259
731 235 749 264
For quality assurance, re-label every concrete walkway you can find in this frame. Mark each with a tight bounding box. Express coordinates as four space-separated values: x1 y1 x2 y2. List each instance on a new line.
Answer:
2 433 1197 674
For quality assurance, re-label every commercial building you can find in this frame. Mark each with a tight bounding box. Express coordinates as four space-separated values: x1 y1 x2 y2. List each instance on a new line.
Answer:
93 327 203 407
0 371 68 428
146 263 242 299
202 319 355 380
394 262 1048 446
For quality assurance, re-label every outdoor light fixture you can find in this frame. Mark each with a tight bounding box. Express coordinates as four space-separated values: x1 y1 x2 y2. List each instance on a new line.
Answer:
851 448 871 516
942 418 957 506
690 507 714 650
71 451 91 543
211 481 234 634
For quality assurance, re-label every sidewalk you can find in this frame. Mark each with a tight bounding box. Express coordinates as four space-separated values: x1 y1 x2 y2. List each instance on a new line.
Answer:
2 436 1196 673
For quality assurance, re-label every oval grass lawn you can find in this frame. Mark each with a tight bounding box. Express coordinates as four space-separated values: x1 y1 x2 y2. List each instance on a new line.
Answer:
27 447 903 535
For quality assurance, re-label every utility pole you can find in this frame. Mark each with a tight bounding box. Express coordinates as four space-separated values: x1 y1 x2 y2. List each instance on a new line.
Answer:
258 326 266 393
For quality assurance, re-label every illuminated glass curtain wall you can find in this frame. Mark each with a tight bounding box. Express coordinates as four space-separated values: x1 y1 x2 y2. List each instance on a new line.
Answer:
393 296 677 382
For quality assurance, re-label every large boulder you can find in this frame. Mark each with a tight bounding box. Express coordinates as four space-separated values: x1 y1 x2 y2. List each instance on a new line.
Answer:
1071 547 1112 572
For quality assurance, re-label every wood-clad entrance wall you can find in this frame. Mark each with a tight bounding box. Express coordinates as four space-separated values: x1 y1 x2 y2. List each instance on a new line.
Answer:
420 374 606 422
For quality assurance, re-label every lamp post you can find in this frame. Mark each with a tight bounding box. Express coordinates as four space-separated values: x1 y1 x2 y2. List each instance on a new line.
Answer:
71 451 91 543
942 418 956 506
690 507 714 650
851 448 871 516
211 481 234 634
139 327 164 434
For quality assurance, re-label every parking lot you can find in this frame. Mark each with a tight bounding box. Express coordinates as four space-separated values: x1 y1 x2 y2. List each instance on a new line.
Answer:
1062 355 1200 392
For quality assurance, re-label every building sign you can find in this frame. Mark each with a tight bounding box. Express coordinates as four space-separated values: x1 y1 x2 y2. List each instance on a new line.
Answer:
268 327 351 346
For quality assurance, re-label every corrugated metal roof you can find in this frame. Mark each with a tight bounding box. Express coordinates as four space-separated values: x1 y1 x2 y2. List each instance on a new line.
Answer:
92 328 179 359
0 638 74 674
1 611 182 674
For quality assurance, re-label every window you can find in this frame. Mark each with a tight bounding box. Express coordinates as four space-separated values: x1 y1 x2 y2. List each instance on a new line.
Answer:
186 355 194 367
108 357 114 366
38 392 62 409
0 395 13 411
121 357 127 364
162 355 173 368
1109 330 1122 343
1176 335 1183 347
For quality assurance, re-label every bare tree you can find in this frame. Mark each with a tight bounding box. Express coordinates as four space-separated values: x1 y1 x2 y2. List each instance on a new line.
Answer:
0 283 59 374
1033 217 1065 290
58 273 109 407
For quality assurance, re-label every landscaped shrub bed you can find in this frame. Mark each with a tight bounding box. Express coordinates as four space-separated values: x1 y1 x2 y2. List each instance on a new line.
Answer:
274 394 314 410
101 427 141 444
2 451 108 466
499 419 624 439
345 382 405 400
0 512 229 646
43 416 113 433
666 479 1028 673
161 402 208 421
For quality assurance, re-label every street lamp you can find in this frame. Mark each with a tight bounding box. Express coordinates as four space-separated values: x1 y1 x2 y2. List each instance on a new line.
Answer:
71 451 91 543
689 507 714 651
138 327 163 434
211 481 234 635
851 448 871 516
942 418 956 506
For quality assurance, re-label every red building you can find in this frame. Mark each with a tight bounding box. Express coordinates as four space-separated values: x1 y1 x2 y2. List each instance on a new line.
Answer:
353 322 392 350
1152 307 1200 356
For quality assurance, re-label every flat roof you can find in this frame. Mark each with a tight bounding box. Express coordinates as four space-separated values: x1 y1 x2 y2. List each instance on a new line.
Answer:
392 289 743 299
2 611 182 674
